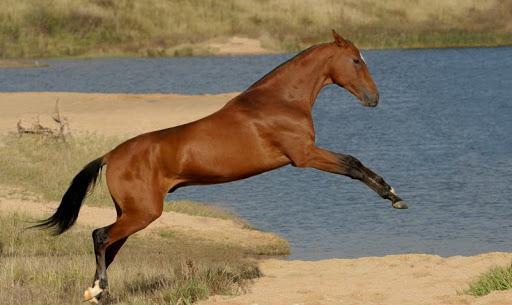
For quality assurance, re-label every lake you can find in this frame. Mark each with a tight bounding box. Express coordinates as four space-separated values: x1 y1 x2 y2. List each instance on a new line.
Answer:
1 47 511 260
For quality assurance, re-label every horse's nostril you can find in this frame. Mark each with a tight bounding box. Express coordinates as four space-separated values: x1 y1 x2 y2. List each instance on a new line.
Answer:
369 92 379 107
363 91 379 107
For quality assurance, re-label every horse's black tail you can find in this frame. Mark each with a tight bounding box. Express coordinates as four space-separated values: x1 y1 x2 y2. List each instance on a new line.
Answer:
31 157 105 235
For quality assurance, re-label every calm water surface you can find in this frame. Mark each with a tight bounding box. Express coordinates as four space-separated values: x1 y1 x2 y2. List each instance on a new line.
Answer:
1 47 511 260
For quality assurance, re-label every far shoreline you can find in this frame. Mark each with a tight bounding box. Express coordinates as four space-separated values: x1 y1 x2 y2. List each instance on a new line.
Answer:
2 43 512 68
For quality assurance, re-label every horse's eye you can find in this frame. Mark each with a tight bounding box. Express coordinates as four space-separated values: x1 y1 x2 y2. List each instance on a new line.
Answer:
353 58 360 64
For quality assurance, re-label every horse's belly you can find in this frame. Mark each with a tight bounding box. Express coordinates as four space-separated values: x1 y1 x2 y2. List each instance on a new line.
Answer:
174 134 289 184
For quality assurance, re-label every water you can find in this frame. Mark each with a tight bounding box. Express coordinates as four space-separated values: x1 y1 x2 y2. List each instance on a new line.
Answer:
2 47 511 260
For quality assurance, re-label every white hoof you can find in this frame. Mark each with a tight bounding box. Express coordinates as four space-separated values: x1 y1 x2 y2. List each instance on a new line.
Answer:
83 280 103 303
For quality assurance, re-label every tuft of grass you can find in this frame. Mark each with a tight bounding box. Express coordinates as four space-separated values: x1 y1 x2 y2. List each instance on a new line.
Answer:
0 212 261 305
0 0 511 59
0 133 120 206
466 263 512 296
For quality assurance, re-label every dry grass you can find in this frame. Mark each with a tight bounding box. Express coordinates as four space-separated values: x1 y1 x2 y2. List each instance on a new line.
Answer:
0 212 261 305
165 200 255 229
0 133 118 205
0 0 511 58
165 200 240 220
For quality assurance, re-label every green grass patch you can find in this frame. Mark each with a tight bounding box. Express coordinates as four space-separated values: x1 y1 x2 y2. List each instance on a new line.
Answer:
0 212 261 305
466 263 512 296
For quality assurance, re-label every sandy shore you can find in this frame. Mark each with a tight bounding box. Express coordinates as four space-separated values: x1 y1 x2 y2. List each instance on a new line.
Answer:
0 92 236 136
0 59 49 68
200 253 512 305
1 92 511 305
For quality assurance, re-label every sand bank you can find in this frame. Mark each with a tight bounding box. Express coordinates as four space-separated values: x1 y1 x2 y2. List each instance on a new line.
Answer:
0 92 235 136
200 253 512 305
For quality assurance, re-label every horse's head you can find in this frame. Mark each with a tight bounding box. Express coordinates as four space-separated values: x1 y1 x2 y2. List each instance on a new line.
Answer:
328 30 379 107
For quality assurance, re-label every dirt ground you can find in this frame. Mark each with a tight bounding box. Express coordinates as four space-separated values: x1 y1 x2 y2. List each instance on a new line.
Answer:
1 92 511 305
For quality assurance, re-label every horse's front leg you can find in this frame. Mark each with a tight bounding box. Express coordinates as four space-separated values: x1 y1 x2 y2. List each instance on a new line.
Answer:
291 146 408 209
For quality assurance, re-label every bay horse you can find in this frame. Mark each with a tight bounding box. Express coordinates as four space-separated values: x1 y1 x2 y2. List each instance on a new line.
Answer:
35 30 408 302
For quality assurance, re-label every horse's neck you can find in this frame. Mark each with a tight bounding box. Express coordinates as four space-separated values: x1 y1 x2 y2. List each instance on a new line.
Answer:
246 44 333 109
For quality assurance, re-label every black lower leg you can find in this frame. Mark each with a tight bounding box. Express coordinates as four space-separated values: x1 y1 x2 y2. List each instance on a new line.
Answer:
364 172 400 201
361 170 404 203
92 226 111 294
338 154 405 207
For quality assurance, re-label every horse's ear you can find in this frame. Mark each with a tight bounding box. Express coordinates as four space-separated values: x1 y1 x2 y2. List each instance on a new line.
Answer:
331 29 347 47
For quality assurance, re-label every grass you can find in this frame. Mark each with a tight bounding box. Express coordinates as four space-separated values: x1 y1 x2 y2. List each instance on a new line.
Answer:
0 133 118 206
165 200 255 229
0 0 511 59
0 212 261 305
466 263 512 296
165 200 239 220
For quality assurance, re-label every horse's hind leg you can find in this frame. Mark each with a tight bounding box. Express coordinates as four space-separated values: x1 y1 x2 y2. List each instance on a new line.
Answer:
84 193 163 303
90 229 127 289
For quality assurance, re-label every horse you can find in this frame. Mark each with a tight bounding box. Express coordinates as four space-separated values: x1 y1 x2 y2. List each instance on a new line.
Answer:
34 30 408 303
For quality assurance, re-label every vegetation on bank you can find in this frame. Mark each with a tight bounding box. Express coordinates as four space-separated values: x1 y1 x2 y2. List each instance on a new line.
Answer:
467 263 512 296
165 200 241 221
0 0 511 59
0 212 261 305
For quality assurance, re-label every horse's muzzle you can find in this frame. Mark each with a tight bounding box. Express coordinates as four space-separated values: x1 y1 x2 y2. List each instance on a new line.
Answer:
362 91 379 107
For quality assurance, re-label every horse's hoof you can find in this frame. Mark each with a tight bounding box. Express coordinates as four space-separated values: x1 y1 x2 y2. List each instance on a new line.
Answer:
392 201 408 209
83 280 103 303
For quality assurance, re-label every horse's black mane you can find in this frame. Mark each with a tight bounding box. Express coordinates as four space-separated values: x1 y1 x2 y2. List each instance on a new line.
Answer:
247 43 328 89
